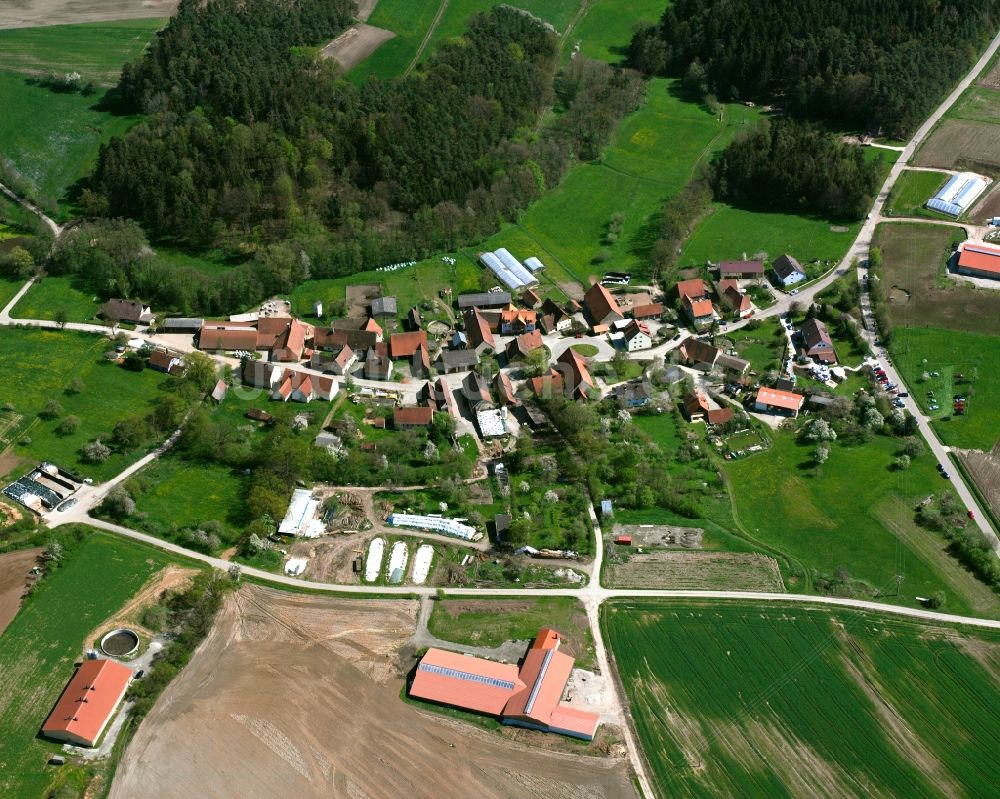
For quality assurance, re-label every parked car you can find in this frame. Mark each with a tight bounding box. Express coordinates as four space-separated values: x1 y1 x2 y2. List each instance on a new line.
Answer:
941 471 951 479
898 392 908 397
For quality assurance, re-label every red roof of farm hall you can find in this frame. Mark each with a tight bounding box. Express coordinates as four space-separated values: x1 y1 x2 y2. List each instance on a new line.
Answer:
409 648 524 715
42 659 133 747
957 241 1000 275
756 386 804 411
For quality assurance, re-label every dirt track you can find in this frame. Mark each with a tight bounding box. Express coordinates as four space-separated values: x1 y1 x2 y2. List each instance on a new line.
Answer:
0 0 178 29
0 548 42 635
111 585 635 799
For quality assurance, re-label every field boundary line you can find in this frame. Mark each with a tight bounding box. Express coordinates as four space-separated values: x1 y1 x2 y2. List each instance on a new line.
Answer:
403 0 449 77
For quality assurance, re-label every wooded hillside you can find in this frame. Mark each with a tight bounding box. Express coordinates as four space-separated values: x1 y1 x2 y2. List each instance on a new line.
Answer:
629 0 1000 135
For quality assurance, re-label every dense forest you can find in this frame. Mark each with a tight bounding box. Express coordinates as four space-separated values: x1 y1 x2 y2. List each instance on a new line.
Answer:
712 120 882 218
83 0 643 306
629 0 1000 135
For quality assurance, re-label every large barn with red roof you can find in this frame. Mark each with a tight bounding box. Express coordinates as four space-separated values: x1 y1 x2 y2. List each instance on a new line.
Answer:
409 628 600 740
42 659 133 747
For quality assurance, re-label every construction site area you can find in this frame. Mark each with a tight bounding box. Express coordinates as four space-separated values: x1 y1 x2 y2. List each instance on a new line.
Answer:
109 585 636 799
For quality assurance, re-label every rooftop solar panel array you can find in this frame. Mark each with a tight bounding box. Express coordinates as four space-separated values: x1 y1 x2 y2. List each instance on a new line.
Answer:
418 662 517 691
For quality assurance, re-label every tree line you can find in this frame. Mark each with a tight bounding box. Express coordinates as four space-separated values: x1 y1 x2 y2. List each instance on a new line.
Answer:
628 0 1000 136
75 2 643 314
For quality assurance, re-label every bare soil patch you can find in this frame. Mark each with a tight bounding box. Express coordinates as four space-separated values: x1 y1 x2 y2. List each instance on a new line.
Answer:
914 119 1000 171
971 182 1000 221
977 59 1000 90
0 547 42 636
110 585 635 799
605 551 784 591
875 222 1000 336
0 499 23 526
956 443 1000 523
321 23 395 71
0 0 177 30
345 283 381 318
613 524 703 548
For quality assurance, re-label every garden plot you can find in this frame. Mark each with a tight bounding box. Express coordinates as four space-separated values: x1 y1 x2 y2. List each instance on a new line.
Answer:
613 524 704 548
604 551 784 591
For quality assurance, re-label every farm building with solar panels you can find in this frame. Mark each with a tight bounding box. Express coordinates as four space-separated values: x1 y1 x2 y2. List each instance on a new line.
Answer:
408 628 600 740
925 171 989 217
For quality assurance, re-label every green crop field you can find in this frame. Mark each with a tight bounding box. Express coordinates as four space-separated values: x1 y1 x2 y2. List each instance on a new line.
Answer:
429 596 594 667
885 170 950 217
680 204 861 267
891 326 1000 451
11 275 101 323
0 19 164 85
723 428 999 617
0 531 174 798
126 455 247 546
603 599 1000 799
946 84 1000 124
0 329 169 480
0 21 162 218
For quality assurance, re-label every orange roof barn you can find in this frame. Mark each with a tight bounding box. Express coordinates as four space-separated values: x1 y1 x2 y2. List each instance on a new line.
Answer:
42 659 133 747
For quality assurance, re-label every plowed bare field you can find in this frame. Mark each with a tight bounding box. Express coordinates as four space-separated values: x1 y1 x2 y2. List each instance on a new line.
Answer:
0 0 177 29
956 441 1000 523
0 548 41 635
110 585 635 799
914 119 1000 170
605 551 784 591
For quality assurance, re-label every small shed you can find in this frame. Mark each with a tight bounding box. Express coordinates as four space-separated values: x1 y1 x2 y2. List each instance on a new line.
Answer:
614 534 632 546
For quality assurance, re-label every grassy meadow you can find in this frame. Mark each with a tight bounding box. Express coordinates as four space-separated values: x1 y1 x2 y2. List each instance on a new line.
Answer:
0 531 174 798
475 79 759 286
11 275 101 323
890 326 1000 451
0 329 169 480
603 600 1000 799
884 169 950 218
680 204 861 268
126 455 247 545
0 278 25 312
723 428 999 617
571 0 664 64
429 596 594 666
0 21 162 218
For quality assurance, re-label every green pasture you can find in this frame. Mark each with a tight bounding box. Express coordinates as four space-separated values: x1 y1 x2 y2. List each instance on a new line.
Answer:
480 79 759 285
680 204 861 267
11 275 101 322
727 319 786 374
0 278 25 312
417 0 583 66
348 0 450 82
127 455 247 546
572 0 665 64
0 19 164 85
723 428 998 616
891 326 1000 451
603 600 1000 799
0 72 141 218
885 170 950 218
290 252 482 323
0 329 169 480
152 246 243 278
946 84 1000 123
0 531 173 798
429 595 594 667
